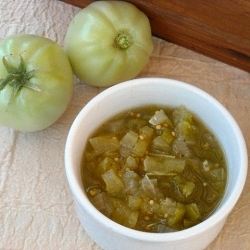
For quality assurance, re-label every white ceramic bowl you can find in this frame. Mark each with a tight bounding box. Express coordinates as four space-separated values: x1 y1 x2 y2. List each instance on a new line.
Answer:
65 78 248 250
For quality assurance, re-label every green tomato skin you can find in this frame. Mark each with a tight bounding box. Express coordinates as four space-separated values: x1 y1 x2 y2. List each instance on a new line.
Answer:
0 34 74 132
64 1 154 87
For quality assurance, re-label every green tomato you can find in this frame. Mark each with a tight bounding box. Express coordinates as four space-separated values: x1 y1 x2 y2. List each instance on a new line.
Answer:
0 34 74 132
64 1 154 87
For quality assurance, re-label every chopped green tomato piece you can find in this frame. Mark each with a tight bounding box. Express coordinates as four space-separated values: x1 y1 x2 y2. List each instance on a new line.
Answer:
122 170 140 194
127 195 143 210
120 130 138 157
132 126 154 157
102 169 125 197
140 197 159 215
185 203 201 221
167 202 186 226
157 197 176 217
161 128 175 144
132 139 148 157
89 136 119 154
157 203 170 217
111 199 139 228
175 120 191 136
180 181 195 197
91 192 112 217
139 199 151 214
127 118 148 130
144 155 186 175
209 167 225 182
96 157 119 176
103 149 120 159
183 219 199 228
172 105 193 125
175 120 197 142
173 175 195 198
172 138 193 158
140 125 154 138
84 150 99 162
104 118 127 135
151 136 171 153
149 109 173 127
124 156 139 171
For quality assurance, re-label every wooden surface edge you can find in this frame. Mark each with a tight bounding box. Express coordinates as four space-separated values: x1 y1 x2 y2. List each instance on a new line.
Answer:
60 0 250 73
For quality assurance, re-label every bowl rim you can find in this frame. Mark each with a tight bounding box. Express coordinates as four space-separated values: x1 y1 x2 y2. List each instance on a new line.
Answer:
65 77 248 242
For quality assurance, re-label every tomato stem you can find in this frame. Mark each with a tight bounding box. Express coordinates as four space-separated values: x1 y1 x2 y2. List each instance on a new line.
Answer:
0 54 39 106
114 31 133 50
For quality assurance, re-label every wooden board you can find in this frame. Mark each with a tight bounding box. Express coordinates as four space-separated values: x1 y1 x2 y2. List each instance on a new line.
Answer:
61 0 250 73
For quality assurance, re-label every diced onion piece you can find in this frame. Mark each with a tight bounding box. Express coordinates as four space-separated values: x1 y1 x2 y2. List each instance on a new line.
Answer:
141 175 156 196
164 197 176 206
149 109 173 126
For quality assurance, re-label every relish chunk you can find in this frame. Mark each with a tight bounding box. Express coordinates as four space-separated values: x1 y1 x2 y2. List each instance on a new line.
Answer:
81 105 227 232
